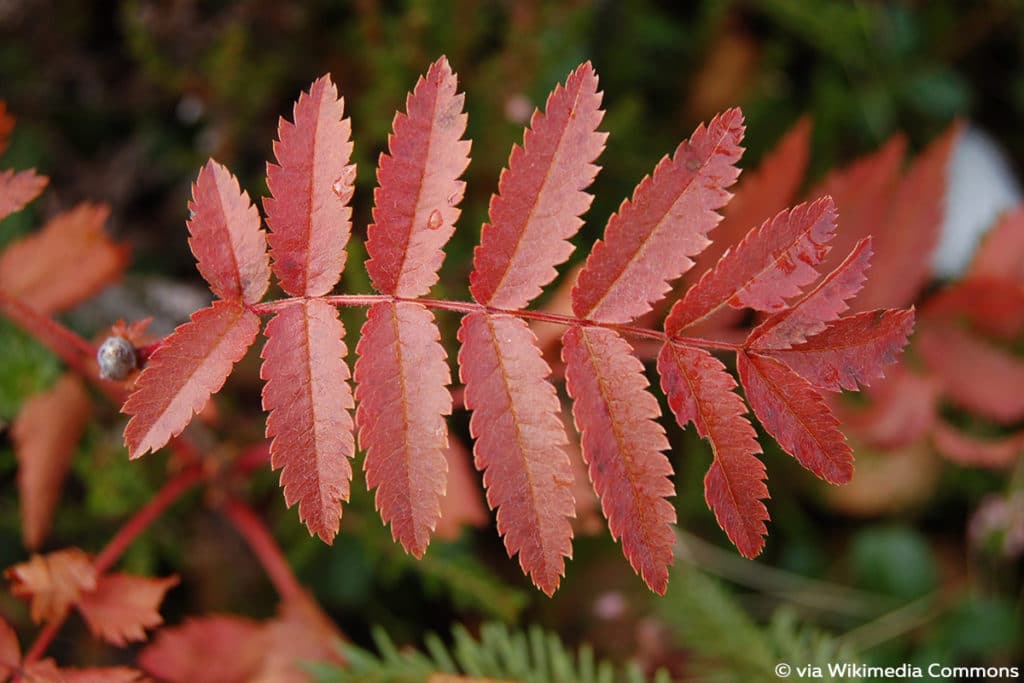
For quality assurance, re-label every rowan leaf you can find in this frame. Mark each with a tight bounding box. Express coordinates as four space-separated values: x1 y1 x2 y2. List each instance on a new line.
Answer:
836 362 939 450
469 62 605 309
657 343 768 558
76 573 178 646
748 237 872 349
571 108 744 323
968 204 1024 284
917 321 1024 424
666 196 838 335
138 615 266 683
0 169 47 222
123 301 260 458
690 116 811 280
0 203 129 315
265 75 354 297
857 122 959 311
30 666 151 683
933 422 1024 469
738 352 853 484
187 160 270 304
13 374 92 549
261 298 355 543
253 594 345 683
457 312 575 595
562 326 675 593
761 309 914 392
0 616 19 679
5 548 96 623
365 56 470 297
355 301 451 557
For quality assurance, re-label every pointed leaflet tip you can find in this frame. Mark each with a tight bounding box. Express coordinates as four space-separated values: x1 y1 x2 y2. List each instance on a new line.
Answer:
188 160 270 304
265 74 355 297
469 62 606 309
572 107 745 323
261 299 355 544
365 57 470 297
123 301 260 459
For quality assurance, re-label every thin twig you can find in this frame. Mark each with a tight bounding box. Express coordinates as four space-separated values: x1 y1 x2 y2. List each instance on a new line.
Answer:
221 498 304 603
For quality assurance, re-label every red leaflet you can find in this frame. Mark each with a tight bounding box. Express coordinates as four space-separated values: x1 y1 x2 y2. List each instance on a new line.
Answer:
0 203 128 315
354 301 451 557
469 63 605 309
933 421 1024 469
657 343 768 558
76 573 178 646
0 169 47 222
457 312 575 595
124 301 260 458
261 299 354 543
187 160 269 304
0 616 18 675
265 75 354 297
562 326 675 594
917 321 1024 424
5 549 96 623
969 205 1024 283
857 123 960 311
365 57 470 297
749 238 872 349
738 352 853 484
837 362 939 450
666 197 837 335
13 374 92 549
572 108 744 323
690 116 810 279
139 615 266 683
762 309 914 392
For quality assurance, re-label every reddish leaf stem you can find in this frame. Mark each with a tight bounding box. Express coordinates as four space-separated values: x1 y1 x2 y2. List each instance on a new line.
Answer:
22 463 205 664
251 294 743 352
221 498 304 603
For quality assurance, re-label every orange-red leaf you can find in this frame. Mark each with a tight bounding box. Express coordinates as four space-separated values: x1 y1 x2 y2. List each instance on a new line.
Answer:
738 352 853 484
124 301 260 458
0 203 129 315
76 573 178 646
917 321 1024 424
657 343 768 558
138 615 266 683
836 362 939 450
188 160 269 304
690 116 811 280
20 661 151 683
933 421 1024 469
13 374 92 549
6 549 96 623
666 197 837 335
572 108 744 323
856 123 960 311
365 57 470 297
261 298 354 543
0 615 19 679
0 169 47 222
748 238 872 349
761 309 914 392
969 204 1024 284
562 326 675 593
469 63 605 309
265 75 354 297
457 312 575 595
354 302 451 557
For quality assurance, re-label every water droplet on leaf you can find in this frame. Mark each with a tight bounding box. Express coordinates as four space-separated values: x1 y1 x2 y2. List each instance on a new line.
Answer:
427 209 443 230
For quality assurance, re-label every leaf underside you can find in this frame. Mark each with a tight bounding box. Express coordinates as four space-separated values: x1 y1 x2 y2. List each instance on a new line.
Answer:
76 573 179 647
0 168 48 222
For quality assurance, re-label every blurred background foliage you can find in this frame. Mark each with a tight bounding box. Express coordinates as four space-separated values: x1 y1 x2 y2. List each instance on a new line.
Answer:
2 0 1024 680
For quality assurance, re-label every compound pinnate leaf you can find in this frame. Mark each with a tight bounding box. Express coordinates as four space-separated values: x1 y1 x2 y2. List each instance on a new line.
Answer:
365 56 470 297
572 108 744 323
667 196 838 335
76 573 179 646
5 548 96 623
0 169 47 222
458 312 575 595
658 343 768 558
762 309 914 392
562 326 675 593
261 298 355 543
188 160 269 304
749 238 873 350
738 352 853 484
265 75 354 297
470 62 606 309
124 301 260 459
355 301 451 557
